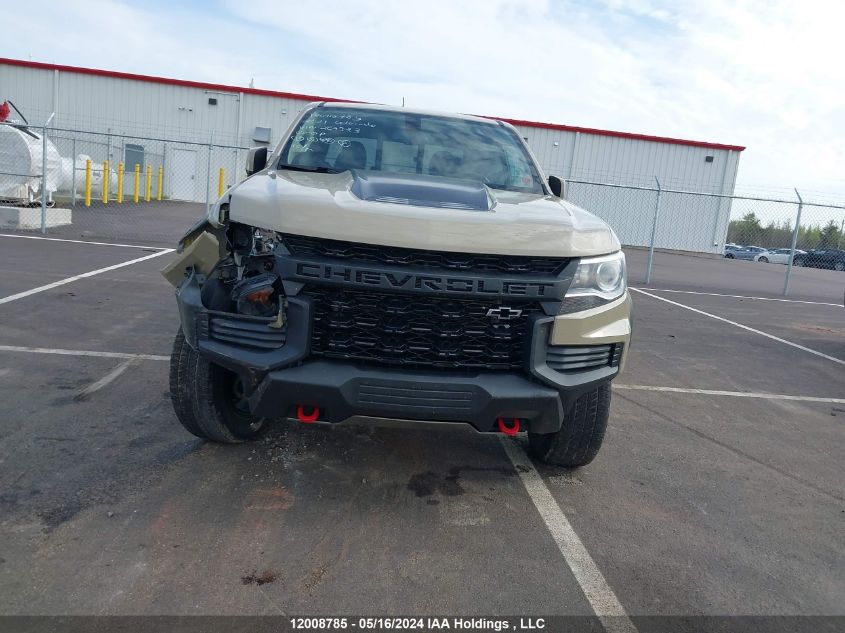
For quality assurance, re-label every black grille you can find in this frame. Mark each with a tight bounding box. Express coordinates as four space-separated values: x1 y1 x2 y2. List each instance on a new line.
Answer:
206 314 287 350
284 234 569 276
546 343 623 373
303 286 543 370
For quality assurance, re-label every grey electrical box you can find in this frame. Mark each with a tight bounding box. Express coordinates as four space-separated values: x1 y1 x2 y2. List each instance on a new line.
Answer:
253 127 272 144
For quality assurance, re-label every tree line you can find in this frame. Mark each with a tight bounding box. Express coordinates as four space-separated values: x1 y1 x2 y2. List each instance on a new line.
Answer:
727 213 844 250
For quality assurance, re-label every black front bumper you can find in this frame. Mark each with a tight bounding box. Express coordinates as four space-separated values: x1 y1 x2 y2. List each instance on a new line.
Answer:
177 270 620 434
248 360 566 433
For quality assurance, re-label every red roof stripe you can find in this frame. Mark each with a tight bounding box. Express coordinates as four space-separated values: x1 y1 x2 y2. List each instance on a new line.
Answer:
0 57 745 152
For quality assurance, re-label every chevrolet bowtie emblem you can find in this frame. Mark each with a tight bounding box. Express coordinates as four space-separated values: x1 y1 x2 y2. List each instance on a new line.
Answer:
486 307 523 321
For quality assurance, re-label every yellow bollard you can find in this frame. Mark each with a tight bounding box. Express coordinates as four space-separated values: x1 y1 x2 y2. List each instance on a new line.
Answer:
133 164 140 203
157 165 163 200
145 164 152 202
84 159 92 207
117 162 124 203
101 160 109 204
218 167 225 198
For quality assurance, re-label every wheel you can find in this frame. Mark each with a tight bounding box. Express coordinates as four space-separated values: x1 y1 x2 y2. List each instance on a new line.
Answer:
793 258 805 267
169 328 206 439
758 256 769 263
834 261 845 271
724 253 735 259
169 328 267 443
528 383 610 468
191 352 268 443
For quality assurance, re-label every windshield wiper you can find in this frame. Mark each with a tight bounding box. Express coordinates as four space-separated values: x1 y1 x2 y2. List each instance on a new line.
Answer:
277 163 341 174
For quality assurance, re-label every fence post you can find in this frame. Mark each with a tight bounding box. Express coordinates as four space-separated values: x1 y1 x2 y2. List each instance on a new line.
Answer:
40 126 48 233
783 188 803 296
205 133 213 215
645 176 662 284
71 137 77 207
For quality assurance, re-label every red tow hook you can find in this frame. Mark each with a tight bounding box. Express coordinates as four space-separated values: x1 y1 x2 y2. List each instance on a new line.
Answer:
497 417 521 435
296 405 320 423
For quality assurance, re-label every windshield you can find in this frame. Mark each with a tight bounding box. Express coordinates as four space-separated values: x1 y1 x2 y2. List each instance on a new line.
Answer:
278 106 546 194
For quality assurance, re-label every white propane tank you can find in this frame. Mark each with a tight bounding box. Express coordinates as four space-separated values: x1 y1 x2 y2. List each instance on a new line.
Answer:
0 124 62 203
58 154 117 195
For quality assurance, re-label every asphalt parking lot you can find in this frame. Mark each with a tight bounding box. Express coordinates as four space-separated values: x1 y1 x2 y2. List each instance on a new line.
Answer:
0 230 843 626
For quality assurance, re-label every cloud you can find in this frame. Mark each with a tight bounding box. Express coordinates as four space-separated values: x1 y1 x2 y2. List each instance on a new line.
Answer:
3 0 844 198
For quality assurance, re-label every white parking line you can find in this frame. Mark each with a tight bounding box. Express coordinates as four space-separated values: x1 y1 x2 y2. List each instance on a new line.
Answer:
631 287 840 307
632 287 841 307
500 438 637 633
0 233 168 250
0 345 169 361
631 288 845 366
0 249 174 306
614 384 845 404
74 359 137 401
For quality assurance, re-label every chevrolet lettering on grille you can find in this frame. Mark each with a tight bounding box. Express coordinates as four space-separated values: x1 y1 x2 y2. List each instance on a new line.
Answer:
287 261 564 298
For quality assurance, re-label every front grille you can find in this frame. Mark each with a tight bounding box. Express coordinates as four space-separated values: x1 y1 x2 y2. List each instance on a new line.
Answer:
303 286 543 370
546 343 623 373
206 314 287 350
284 234 569 276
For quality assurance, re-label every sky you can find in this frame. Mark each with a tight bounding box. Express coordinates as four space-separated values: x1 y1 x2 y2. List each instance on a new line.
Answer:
4 0 845 202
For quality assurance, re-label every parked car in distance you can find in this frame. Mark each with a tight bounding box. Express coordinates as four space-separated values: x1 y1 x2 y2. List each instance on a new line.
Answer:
792 248 845 271
724 246 769 261
762 248 806 264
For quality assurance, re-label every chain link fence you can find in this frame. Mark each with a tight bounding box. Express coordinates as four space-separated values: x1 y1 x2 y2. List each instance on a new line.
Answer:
566 179 845 297
2 120 844 297
1 121 248 245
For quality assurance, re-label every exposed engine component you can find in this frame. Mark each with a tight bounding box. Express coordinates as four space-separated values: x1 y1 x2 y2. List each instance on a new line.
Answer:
192 223 284 321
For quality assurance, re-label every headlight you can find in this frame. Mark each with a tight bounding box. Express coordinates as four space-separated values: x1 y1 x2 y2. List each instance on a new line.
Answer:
560 251 626 314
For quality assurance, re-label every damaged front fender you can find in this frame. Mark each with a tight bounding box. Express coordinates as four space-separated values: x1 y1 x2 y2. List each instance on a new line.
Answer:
160 219 227 287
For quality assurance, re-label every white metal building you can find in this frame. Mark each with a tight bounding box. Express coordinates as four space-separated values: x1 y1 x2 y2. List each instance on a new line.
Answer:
0 57 745 253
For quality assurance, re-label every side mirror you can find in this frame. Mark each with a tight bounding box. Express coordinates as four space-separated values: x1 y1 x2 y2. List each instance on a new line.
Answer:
548 175 565 198
245 147 268 176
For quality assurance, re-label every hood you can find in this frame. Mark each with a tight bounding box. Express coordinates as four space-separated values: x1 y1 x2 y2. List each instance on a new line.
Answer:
223 169 619 258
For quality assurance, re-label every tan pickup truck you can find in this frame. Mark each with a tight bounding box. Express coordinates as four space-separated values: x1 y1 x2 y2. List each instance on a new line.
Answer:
164 102 631 467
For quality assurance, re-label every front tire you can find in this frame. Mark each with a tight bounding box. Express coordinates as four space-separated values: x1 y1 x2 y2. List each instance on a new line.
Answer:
758 256 769 263
169 328 267 443
528 384 611 468
170 329 206 439
793 258 805 267
724 253 735 259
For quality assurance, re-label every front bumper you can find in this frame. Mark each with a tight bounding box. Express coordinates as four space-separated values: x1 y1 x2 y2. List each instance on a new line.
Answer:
248 360 566 433
176 270 630 434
